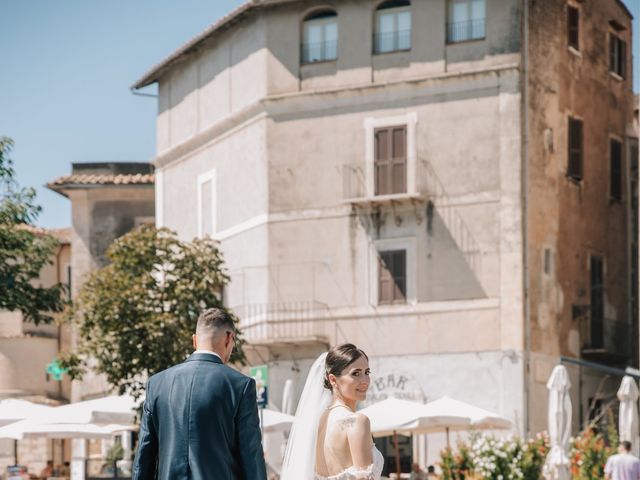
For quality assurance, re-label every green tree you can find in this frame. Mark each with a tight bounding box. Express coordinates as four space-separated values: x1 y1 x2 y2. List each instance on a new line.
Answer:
0 137 66 324
60 225 245 399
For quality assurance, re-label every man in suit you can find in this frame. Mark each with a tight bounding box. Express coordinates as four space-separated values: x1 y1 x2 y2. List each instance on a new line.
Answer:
133 307 267 480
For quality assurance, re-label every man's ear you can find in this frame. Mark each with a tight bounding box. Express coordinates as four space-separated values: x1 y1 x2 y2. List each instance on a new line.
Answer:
192 334 198 350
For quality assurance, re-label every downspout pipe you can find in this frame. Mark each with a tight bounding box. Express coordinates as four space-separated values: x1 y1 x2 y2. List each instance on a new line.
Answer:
522 0 531 437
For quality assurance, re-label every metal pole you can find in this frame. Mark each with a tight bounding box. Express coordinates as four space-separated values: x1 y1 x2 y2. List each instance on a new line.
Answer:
13 439 18 465
446 427 450 448
394 431 401 479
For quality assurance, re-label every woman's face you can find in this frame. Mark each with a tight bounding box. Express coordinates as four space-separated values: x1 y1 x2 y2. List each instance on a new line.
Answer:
331 355 371 402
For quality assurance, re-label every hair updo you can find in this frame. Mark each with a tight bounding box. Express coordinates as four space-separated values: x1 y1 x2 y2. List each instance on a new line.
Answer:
324 343 369 391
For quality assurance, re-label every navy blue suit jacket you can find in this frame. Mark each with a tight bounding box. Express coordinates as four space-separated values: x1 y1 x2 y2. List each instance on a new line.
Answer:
132 353 267 480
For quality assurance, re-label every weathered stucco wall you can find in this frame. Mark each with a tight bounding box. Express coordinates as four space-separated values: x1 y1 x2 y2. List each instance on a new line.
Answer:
527 0 634 433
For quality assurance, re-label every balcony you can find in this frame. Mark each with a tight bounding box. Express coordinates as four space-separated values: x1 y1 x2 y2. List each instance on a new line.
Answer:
373 29 411 54
446 18 486 44
342 162 426 208
235 301 331 347
301 40 337 64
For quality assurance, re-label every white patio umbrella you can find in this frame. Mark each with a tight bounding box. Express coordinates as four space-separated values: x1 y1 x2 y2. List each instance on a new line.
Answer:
0 399 54 427
361 397 470 437
51 394 138 425
0 399 55 464
543 365 572 480
617 376 640 456
422 396 512 430
260 408 295 433
0 420 132 440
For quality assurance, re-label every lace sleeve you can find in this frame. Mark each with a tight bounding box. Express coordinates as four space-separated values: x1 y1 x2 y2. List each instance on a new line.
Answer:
348 464 376 480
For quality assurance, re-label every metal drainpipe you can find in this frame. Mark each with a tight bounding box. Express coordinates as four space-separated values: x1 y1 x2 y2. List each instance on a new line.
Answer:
521 0 531 437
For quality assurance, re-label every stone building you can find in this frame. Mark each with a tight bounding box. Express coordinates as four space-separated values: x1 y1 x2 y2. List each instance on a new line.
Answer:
0 227 71 473
47 161 154 477
132 0 636 470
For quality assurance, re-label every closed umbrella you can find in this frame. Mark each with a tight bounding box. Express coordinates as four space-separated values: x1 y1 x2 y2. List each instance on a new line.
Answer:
617 376 640 456
543 365 572 480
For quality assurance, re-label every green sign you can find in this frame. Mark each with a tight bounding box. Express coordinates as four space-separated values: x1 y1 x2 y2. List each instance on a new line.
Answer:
250 365 268 407
46 360 67 381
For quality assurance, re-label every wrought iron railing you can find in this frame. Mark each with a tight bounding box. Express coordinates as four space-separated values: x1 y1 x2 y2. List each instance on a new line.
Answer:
301 40 338 64
446 18 485 43
373 29 411 54
235 301 331 344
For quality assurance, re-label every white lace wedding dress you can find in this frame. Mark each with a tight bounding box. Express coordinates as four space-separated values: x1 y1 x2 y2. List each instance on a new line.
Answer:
281 353 385 480
314 445 385 480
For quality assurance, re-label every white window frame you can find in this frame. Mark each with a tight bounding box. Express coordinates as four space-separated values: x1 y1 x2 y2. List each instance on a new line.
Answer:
364 112 418 198
197 169 217 238
369 237 417 305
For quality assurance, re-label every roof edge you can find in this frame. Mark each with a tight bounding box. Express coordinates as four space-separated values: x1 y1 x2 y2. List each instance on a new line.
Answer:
131 0 296 90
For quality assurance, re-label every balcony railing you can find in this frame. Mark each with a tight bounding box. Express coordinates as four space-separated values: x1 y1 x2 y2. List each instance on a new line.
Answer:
446 18 486 43
235 301 332 345
373 29 411 54
301 40 338 64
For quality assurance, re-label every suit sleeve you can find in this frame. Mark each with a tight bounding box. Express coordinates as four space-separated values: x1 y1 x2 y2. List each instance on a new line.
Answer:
236 378 267 480
132 381 158 480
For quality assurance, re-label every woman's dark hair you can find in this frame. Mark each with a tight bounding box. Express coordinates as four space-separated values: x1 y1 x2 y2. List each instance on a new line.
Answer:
324 343 369 391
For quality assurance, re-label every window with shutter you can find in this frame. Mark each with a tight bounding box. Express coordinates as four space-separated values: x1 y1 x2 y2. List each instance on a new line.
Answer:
610 139 623 202
567 6 579 50
378 250 407 304
567 117 583 181
375 126 407 196
610 33 626 78
590 256 604 349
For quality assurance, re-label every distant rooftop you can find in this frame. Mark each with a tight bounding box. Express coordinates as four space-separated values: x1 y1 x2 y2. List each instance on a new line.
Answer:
17 225 72 244
47 162 154 197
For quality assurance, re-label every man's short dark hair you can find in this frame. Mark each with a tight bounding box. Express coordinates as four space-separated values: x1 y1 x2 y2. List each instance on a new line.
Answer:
196 308 235 338
622 440 632 452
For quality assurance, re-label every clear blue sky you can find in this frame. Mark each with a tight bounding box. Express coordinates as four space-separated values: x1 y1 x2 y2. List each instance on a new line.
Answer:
1 0 638 229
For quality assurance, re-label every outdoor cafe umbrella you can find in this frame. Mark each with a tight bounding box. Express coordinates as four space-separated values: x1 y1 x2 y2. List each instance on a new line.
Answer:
0 398 55 464
617 376 640 456
0 399 54 427
543 365 572 480
50 394 138 425
361 397 470 479
420 396 512 445
0 420 132 440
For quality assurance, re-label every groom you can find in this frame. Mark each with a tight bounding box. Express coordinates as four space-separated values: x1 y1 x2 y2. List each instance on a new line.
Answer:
132 308 267 480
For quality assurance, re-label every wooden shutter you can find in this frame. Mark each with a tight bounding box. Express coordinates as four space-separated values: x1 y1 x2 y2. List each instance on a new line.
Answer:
567 6 579 49
375 126 407 196
378 250 406 304
610 139 622 201
619 39 626 78
590 256 604 349
568 117 583 181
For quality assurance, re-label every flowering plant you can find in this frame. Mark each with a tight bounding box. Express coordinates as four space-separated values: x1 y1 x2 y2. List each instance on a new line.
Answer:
439 432 549 480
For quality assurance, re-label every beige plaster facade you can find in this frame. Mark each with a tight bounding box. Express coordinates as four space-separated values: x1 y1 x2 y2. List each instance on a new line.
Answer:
135 0 636 464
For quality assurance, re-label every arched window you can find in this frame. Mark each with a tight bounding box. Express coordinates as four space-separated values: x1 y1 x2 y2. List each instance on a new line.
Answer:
374 0 411 54
301 10 338 64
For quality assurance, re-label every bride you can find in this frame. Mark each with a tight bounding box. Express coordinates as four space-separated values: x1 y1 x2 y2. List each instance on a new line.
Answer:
281 344 384 480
